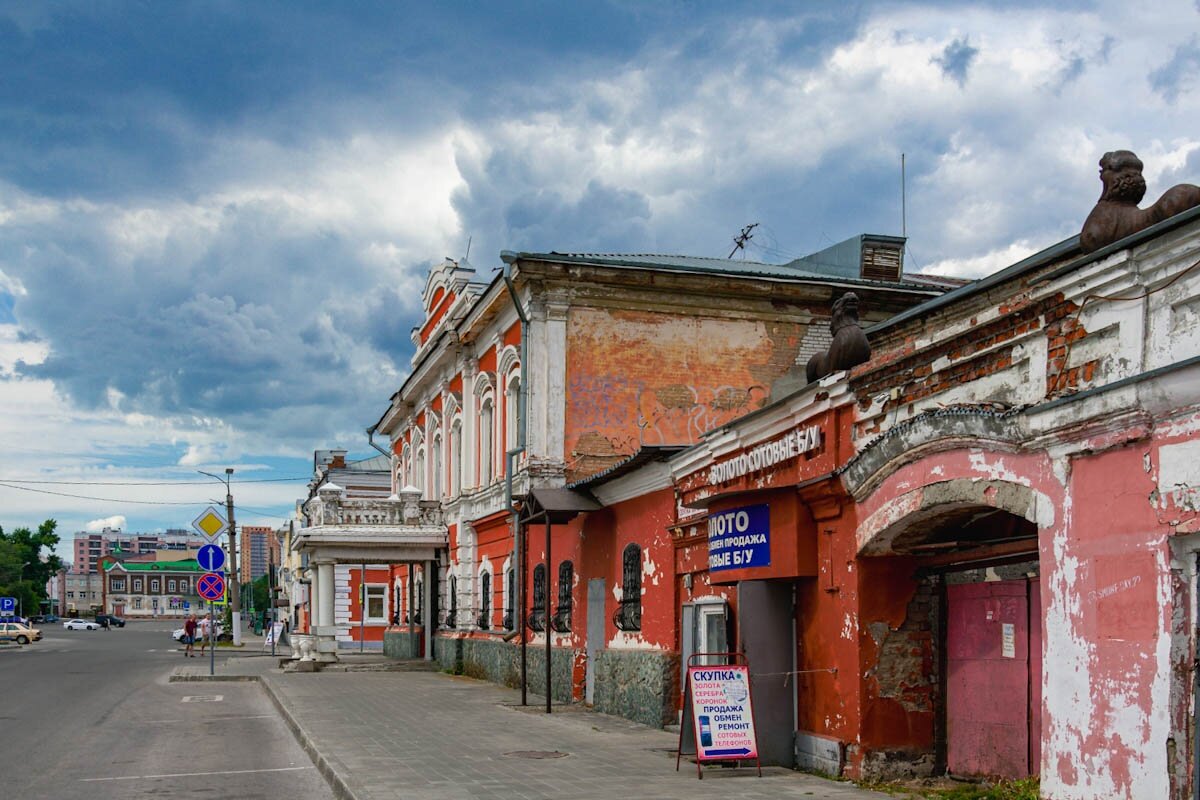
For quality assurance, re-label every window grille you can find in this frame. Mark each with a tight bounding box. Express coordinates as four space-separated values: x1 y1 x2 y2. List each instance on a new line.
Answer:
476 571 491 629
527 564 546 632
502 568 515 630
551 561 573 632
613 544 642 631
443 575 457 629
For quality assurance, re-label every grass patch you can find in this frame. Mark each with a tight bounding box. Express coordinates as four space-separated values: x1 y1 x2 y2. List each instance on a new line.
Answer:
859 777 1039 800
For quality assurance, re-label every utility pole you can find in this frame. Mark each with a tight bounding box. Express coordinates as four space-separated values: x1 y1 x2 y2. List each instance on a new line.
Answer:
728 222 758 259
225 468 242 647
200 468 242 646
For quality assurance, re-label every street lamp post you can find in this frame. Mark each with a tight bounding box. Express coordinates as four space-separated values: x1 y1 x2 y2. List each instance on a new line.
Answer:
18 562 29 618
199 468 243 646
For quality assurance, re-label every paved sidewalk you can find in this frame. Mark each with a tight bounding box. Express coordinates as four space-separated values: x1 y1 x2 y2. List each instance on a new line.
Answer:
173 655 889 800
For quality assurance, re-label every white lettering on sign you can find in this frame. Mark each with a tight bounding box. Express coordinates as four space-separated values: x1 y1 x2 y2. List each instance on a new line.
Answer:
708 424 821 485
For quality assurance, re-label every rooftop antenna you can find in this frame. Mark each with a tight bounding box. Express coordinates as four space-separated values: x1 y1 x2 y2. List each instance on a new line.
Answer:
464 235 472 263
901 153 907 238
728 223 758 259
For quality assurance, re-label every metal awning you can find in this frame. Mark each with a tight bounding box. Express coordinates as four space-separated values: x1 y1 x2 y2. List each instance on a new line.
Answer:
519 487 601 524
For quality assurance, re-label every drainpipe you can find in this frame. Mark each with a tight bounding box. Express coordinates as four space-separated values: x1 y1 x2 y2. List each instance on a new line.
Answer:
366 423 392 458
501 253 530 704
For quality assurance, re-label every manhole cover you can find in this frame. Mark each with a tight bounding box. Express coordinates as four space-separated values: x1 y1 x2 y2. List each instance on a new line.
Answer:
503 751 569 759
181 695 224 703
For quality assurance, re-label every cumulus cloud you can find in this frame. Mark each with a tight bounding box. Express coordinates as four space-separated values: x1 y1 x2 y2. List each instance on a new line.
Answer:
86 515 126 532
3 1 1200 542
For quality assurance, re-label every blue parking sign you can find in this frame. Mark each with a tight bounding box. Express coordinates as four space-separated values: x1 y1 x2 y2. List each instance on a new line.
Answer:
0 597 15 614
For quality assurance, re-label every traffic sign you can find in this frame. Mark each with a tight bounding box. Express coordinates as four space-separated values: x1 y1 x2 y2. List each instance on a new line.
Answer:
196 543 226 572
191 506 229 543
197 572 226 602
0 597 14 615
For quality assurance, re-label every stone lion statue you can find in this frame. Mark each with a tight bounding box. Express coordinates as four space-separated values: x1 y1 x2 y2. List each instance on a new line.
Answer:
1080 150 1200 253
806 292 871 383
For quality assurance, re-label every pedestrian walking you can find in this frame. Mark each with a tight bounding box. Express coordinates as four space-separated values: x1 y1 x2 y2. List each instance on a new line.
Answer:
183 613 198 657
198 612 212 655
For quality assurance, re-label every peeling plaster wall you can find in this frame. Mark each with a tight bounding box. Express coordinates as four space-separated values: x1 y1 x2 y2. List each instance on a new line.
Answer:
565 307 799 481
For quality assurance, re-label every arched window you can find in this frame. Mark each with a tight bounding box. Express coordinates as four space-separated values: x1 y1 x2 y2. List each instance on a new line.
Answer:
477 571 491 629
432 432 443 499
415 445 426 493
444 574 457 629
527 564 546 632
614 544 642 631
414 568 424 621
450 419 462 496
479 397 494 485
551 560 573 632
505 373 521 463
503 568 515 630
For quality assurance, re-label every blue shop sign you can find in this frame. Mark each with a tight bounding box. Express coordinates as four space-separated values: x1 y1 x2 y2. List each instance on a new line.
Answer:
707 503 770 571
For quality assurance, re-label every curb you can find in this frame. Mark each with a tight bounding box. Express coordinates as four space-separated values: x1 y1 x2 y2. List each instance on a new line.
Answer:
173 670 358 800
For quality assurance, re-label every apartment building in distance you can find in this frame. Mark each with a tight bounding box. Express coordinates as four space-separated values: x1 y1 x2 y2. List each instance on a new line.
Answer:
71 527 208 574
240 525 281 583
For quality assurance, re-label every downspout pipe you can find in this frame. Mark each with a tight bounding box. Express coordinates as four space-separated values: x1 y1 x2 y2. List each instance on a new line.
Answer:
501 252 530 704
366 423 392 459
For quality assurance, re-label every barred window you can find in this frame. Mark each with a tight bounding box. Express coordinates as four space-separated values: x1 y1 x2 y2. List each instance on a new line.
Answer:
477 571 491 629
527 564 546 632
551 561 573 632
445 575 457 629
614 544 642 631
503 568 515 630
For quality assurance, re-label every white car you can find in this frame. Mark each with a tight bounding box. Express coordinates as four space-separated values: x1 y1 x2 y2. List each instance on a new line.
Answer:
63 618 100 631
172 622 224 641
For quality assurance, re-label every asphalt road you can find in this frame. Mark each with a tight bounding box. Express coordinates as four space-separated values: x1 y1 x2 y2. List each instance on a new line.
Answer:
0 619 332 799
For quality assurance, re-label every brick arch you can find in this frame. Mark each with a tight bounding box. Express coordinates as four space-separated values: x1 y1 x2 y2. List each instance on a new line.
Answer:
856 476 1053 556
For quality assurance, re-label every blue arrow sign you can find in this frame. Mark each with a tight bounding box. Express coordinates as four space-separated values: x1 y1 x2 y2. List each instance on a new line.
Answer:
0 597 14 614
196 543 226 572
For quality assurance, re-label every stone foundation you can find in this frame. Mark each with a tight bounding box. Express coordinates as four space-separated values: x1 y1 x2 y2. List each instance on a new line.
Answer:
382 630 424 659
593 648 679 728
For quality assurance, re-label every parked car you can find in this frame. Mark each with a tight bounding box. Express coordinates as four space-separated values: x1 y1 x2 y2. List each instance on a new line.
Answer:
0 621 42 644
63 618 100 631
172 622 224 642
30 614 60 624
95 614 125 628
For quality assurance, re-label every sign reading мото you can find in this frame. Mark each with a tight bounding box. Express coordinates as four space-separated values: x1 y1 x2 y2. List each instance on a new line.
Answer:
707 503 770 571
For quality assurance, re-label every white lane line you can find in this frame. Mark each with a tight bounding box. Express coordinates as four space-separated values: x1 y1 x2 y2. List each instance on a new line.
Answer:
141 714 274 724
81 765 314 782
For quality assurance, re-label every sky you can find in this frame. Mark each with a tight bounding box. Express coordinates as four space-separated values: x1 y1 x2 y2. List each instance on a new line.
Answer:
1 1 1198 564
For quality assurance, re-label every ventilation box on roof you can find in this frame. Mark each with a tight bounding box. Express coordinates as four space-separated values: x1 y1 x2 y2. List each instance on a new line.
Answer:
786 234 906 283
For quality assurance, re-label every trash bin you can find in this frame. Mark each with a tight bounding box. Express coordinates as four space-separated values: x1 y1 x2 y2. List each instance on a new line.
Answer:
253 620 263 635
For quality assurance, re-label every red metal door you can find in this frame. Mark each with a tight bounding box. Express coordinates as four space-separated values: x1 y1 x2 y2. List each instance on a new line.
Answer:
946 580 1030 778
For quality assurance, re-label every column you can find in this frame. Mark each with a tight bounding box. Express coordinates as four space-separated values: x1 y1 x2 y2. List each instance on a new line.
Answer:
315 559 338 662
308 566 320 631
424 559 435 662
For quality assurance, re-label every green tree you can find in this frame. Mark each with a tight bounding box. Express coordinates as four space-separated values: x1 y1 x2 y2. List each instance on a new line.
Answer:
0 520 64 617
251 574 271 615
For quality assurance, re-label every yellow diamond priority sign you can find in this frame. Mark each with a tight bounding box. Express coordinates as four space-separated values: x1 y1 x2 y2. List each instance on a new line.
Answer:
192 506 229 543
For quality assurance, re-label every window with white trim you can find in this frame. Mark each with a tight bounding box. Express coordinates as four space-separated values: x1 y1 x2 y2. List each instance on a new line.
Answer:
365 585 387 623
432 431 443 499
505 373 520 465
479 397 494 484
450 418 462 496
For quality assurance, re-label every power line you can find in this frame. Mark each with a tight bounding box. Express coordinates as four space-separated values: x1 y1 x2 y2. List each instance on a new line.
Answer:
0 476 309 486
0 482 205 505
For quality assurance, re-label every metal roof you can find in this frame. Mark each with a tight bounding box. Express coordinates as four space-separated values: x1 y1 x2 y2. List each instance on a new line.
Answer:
501 250 947 291
520 487 602 523
567 445 687 490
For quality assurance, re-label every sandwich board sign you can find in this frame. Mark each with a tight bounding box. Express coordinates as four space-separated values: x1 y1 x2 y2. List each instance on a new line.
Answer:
191 506 228 544
676 654 761 779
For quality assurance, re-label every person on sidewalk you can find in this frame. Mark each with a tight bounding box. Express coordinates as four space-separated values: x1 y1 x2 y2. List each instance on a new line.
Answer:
198 612 212 656
183 613 198 657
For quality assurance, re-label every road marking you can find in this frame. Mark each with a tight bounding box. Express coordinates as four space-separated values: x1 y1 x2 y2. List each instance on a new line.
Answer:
81 765 314 782
181 695 224 702
142 714 274 723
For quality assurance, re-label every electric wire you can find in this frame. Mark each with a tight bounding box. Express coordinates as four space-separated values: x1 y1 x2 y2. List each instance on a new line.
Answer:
0 477 309 486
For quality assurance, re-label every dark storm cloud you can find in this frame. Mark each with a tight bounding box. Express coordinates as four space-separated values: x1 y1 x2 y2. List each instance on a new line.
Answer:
932 37 979 87
1149 36 1200 103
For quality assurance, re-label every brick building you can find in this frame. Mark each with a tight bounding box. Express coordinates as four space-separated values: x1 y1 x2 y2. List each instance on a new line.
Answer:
370 240 953 705
71 527 206 574
103 559 205 618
